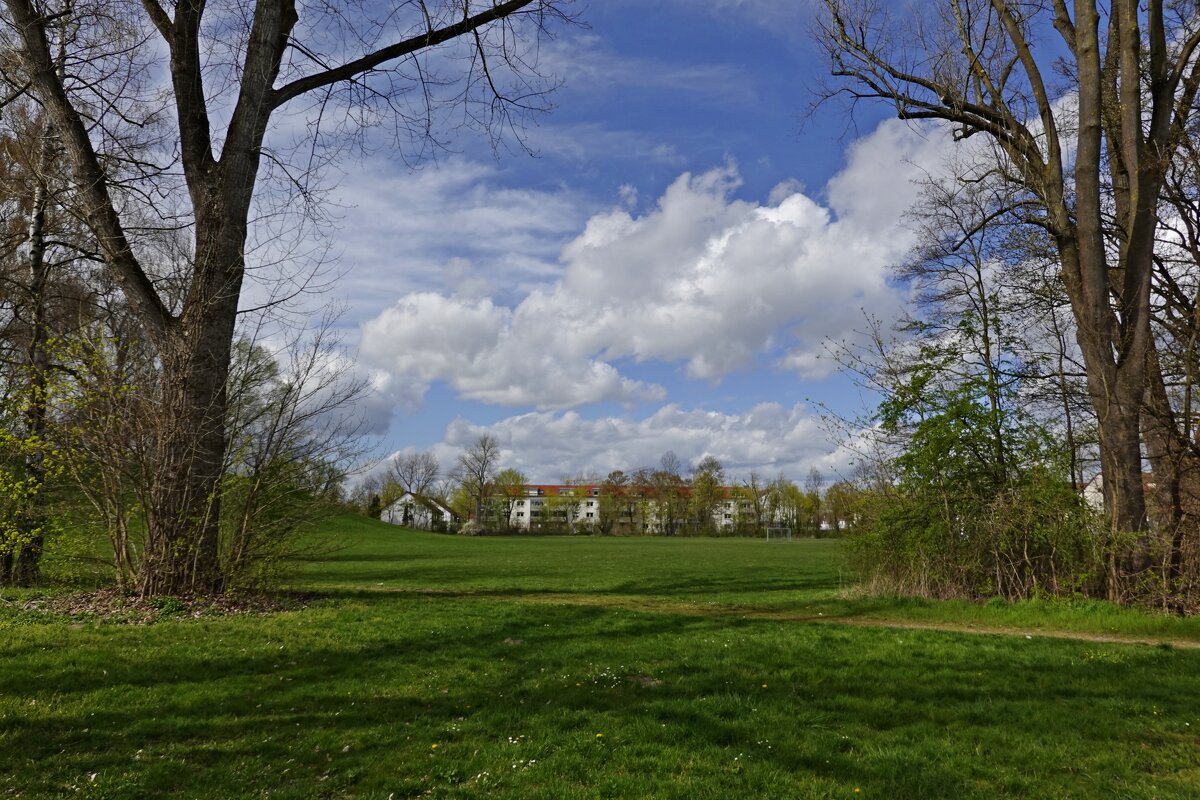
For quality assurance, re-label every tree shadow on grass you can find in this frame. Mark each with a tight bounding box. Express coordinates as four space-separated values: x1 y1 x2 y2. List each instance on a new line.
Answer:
5 600 1199 799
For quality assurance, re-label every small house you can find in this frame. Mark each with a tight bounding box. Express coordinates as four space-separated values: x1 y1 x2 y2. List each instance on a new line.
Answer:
382 492 456 531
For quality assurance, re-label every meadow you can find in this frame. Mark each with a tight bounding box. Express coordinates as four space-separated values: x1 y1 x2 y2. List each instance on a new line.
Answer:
2 515 1199 799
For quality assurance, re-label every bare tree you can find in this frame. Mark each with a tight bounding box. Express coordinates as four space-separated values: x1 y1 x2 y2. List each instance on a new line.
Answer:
0 88 100 586
389 451 440 496
817 0 1200 598
1 0 574 594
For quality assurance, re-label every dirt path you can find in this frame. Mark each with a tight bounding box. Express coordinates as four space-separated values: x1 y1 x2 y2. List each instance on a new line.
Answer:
383 587 1200 650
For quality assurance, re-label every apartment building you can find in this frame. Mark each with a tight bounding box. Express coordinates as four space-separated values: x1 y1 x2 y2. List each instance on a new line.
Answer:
504 483 758 532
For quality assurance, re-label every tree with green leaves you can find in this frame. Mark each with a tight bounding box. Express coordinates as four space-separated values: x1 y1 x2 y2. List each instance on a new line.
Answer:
689 455 725 534
490 468 528 531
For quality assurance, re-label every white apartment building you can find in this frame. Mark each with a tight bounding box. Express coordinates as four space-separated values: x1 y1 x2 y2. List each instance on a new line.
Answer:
504 484 759 532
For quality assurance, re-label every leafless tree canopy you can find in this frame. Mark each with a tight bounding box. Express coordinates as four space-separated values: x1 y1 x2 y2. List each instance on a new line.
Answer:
0 0 574 594
389 450 440 496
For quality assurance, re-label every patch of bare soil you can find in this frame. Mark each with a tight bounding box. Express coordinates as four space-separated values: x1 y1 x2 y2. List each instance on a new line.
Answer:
16 589 312 625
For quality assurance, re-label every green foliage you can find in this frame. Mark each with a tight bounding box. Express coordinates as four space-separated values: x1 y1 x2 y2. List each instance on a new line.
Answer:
853 370 1102 599
0 354 94 587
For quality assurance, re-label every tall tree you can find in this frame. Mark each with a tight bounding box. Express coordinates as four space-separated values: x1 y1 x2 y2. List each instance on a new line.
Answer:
596 469 629 535
1 0 572 594
818 0 1200 597
651 451 687 535
490 467 527 531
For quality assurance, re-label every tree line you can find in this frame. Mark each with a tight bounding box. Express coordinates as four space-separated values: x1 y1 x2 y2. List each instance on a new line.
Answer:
356 436 862 537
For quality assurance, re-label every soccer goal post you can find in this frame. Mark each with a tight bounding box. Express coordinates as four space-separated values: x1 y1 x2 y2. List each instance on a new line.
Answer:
765 526 792 542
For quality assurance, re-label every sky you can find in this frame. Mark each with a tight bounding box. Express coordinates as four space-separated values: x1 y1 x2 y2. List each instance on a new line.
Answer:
271 1 958 485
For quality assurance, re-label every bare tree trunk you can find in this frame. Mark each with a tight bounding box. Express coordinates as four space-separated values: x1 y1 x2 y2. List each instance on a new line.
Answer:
138 235 244 596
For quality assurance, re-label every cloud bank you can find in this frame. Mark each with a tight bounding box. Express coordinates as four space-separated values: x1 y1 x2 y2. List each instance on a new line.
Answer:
359 119 947 410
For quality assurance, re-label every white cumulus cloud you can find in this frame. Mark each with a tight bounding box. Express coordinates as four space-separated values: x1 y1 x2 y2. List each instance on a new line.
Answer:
421 402 853 483
359 119 948 409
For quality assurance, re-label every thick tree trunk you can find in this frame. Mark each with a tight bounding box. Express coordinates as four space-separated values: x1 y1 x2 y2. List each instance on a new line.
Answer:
137 232 244 597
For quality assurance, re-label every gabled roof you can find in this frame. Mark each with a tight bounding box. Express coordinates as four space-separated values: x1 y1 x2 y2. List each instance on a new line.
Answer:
386 491 454 517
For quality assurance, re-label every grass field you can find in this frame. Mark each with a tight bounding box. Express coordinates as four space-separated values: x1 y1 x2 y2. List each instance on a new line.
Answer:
3 515 1200 799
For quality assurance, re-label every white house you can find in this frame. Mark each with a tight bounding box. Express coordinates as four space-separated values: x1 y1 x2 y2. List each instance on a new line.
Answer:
382 492 456 531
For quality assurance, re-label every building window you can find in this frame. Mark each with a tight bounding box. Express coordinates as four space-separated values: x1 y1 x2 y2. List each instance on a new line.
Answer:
517 499 525 506
516 511 524 517
586 512 594 518
592 488 600 496
586 500 595 507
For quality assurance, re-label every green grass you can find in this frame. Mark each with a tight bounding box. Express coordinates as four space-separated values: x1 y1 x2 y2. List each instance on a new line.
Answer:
297 516 1200 643
3 514 1200 799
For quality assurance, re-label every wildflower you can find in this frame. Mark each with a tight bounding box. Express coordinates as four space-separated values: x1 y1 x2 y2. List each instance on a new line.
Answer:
595 733 604 738
431 744 439 750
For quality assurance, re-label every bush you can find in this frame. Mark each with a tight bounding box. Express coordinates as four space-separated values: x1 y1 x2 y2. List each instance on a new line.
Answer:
848 467 1103 600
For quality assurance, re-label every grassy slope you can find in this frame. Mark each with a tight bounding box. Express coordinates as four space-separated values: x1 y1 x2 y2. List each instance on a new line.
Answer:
2 515 1199 799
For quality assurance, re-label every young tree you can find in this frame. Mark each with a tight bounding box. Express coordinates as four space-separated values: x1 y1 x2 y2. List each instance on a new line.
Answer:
490 467 527 531
689 455 725 534
651 452 687 535
217 317 368 587
595 470 628 535
739 471 768 534
803 466 824 533
1 0 574 594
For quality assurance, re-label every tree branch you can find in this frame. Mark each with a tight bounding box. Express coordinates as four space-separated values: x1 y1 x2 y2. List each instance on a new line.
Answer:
271 0 540 109
4 0 173 335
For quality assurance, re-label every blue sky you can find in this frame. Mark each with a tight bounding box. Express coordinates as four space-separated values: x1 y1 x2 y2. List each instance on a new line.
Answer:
274 1 956 483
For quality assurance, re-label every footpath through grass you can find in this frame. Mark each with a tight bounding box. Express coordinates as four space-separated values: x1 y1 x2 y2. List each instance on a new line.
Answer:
3 515 1200 799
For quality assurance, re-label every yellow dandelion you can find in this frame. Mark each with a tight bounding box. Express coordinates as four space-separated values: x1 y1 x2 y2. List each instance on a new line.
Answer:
431 744 439 749
595 733 604 738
